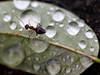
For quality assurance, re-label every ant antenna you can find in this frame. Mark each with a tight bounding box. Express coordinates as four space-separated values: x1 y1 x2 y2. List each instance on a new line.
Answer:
15 15 25 26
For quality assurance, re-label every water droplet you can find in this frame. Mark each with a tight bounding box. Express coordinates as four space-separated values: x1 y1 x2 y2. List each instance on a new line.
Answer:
3 13 12 22
19 28 23 31
85 30 94 38
30 40 49 53
95 40 98 42
13 0 30 10
31 1 39 8
90 47 94 52
80 57 92 68
1 45 25 67
33 64 40 71
46 59 61 75
78 40 87 49
34 57 39 61
52 10 65 22
78 20 85 27
59 24 64 27
20 9 41 28
66 21 80 36
46 26 56 38
50 7 55 11
66 68 71 73
49 22 55 26
10 22 17 30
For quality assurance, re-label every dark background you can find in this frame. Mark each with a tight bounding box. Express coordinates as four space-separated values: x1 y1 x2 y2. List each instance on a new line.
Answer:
0 0 100 75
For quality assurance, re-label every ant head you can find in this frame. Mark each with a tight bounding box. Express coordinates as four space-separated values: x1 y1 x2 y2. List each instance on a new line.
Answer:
25 24 29 29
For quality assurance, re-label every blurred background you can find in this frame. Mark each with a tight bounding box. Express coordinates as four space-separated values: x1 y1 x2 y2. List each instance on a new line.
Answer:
0 0 100 75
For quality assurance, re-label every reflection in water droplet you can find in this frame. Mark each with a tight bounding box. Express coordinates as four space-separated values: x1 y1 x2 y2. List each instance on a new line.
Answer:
46 26 56 38
3 13 11 22
52 10 65 22
30 40 49 53
19 10 40 27
10 22 17 30
33 64 40 71
20 9 40 28
90 47 94 52
13 0 30 10
31 2 39 8
59 24 64 27
66 68 71 73
85 30 94 38
2 45 25 67
34 57 39 61
66 21 80 36
46 59 61 75
49 22 55 26
78 40 87 49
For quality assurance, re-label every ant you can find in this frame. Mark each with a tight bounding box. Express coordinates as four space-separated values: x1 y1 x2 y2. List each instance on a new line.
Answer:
15 15 46 36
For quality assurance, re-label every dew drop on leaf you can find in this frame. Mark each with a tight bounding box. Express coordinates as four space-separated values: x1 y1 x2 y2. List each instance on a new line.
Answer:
52 10 65 22
1 45 25 67
20 9 41 28
13 0 30 10
10 22 17 30
3 13 12 22
85 30 94 38
46 59 61 75
66 21 80 36
31 1 39 8
46 26 56 38
29 40 49 53
78 40 87 49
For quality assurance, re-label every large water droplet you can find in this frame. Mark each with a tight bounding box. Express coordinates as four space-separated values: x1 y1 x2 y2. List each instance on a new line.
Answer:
29 40 49 53
33 64 40 71
66 68 71 73
13 0 30 10
78 40 87 49
20 9 41 28
3 13 12 22
31 1 39 8
85 30 94 38
46 59 61 75
66 21 80 36
1 45 25 67
46 26 56 38
52 10 65 22
10 22 17 30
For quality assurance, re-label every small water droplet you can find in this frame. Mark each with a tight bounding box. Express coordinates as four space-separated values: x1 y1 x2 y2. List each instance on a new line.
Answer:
33 64 40 71
78 40 87 49
66 21 80 36
30 40 49 53
10 22 17 30
66 68 71 73
34 57 39 61
52 10 65 22
13 0 30 10
50 7 55 11
1 45 25 67
95 40 98 42
46 26 56 38
20 9 41 28
3 13 12 22
59 24 64 27
85 30 94 38
78 20 85 27
90 47 94 52
19 28 23 31
31 1 39 8
49 22 55 26
46 59 61 75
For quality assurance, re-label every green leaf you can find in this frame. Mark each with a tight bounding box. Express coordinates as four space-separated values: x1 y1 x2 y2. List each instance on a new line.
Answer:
0 1 99 75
